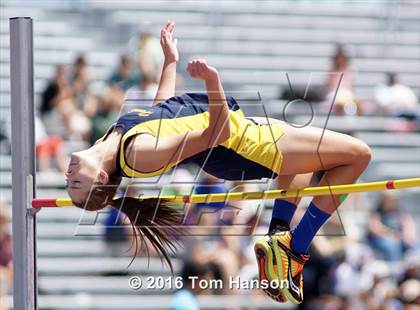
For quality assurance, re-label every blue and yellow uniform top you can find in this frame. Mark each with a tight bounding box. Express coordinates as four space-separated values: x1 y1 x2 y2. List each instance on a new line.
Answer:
97 93 284 180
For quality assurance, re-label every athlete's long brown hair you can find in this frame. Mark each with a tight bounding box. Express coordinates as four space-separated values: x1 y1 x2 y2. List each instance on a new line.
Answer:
73 173 184 272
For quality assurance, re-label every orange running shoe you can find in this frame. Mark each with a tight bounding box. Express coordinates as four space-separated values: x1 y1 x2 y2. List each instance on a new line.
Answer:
254 235 287 303
271 231 309 304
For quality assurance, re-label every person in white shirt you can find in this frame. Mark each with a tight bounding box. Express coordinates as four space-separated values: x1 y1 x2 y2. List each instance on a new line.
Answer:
374 72 419 119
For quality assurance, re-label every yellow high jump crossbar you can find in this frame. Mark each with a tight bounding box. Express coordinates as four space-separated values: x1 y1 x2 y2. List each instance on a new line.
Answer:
32 178 420 208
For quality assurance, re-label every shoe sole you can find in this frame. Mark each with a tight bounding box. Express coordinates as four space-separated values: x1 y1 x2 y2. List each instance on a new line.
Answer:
271 236 302 304
254 237 287 302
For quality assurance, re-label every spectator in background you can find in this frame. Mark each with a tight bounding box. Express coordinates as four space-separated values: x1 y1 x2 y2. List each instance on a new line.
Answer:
162 168 195 197
325 44 361 115
171 261 213 310
374 72 419 119
39 57 92 140
39 64 75 137
398 263 420 307
137 30 164 84
103 207 130 257
188 173 231 227
194 174 229 210
0 121 10 155
126 26 184 107
35 116 67 172
0 203 12 310
125 73 160 108
89 87 124 144
40 64 70 117
399 278 420 308
361 261 402 309
367 191 416 261
180 175 241 295
332 242 376 307
70 54 90 108
108 55 140 91
229 181 261 235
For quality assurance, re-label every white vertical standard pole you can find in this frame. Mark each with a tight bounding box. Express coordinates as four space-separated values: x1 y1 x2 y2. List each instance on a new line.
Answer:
10 17 38 309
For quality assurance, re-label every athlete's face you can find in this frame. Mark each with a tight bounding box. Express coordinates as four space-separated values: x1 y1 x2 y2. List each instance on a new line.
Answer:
65 153 97 205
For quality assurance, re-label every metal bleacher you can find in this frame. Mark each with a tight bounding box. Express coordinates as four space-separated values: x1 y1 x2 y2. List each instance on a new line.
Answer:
0 0 419 309
88 0 420 97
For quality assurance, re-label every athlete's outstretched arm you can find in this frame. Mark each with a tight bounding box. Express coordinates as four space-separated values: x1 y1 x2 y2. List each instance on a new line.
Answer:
153 20 178 105
187 59 231 146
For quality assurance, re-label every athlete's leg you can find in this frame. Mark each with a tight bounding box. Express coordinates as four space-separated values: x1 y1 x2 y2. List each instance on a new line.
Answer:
276 123 371 213
268 121 371 304
254 172 314 303
269 173 313 232
252 117 316 303
276 173 314 205
277 122 371 252
248 117 316 230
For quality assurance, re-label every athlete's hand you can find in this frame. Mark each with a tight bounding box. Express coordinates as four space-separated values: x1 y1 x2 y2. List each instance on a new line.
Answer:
187 59 219 81
160 20 178 63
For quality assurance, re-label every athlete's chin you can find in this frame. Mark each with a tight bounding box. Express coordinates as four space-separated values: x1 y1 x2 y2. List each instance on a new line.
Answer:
70 153 80 164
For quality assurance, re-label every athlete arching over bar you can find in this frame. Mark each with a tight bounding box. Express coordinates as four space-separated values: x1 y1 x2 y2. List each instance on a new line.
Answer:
64 21 371 304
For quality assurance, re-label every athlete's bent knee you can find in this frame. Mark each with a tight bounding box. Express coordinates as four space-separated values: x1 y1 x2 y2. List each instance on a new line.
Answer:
355 140 372 165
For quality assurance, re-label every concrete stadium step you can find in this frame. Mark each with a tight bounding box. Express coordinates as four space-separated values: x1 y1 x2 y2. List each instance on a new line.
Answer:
195 54 420 74
370 147 420 162
38 257 179 276
372 162 420 180
216 69 420 89
0 39 420 66
1 60 418 94
36 209 270 239
0 77 45 93
4 294 287 310
121 24 420 46
38 238 176 260
91 0 418 19
38 207 86 223
0 63 111 81
38 206 108 223
0 171 67 188
290 115 419 132
34 294 286 310
36 222 105 240
0 48 119 66
0 6 46 20
0 105 9 118
0 34 94 50
38 239 124 257
179 40 420 60
39 275 174 295
355 132 420 147
0 19 76 36
0 155 11 171
3 44 417 74
111 10 383 30
226 13 383 30
2 39 419 63
2 83 415 110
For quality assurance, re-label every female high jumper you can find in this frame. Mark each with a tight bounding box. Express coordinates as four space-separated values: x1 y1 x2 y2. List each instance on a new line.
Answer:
65 21 371 304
